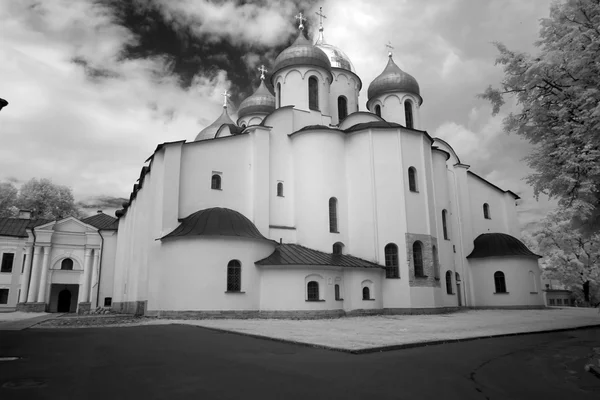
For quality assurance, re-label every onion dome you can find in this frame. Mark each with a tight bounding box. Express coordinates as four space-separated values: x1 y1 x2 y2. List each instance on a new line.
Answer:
195 106 234 141
270 32 332 85
237 80 275 119
367 55 422 106
161 207 270 241
467 233 541 259
314 28 355 73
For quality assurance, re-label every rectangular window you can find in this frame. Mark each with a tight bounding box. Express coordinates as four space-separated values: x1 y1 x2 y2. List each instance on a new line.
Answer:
549 298 555 305
0 289 8 304
104 297 112 307
1 253 14 273
21 254 27 274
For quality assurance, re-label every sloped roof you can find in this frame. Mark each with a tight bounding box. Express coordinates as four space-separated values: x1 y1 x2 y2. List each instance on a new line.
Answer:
467 233 540 259
81 212 119 230
161 207 270 241
0 218 52 238
256 244 384 269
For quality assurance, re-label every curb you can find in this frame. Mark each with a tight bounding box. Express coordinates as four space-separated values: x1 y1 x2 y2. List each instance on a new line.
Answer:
0 314 64 331
179 323 600 355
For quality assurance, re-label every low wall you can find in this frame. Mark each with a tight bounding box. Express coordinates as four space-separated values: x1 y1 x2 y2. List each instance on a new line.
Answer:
112 301 147 316
16 302 46 312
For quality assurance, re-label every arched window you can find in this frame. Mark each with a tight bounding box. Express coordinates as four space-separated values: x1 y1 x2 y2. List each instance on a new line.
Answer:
211 174 221 190
408 167 418 192
277 83 281 108
333 242 344 255
307 281 319 300
375 104 381 117
277 182 284 197
61 258 73 271
362 286 371 300
442 210 449 240
338 96 348 121
329 197 338 233
494 271 507 293
483 203 491 219
432 245 439 279
384 243 399 278
227 260 241 292
334 284 341 300
529 271 537 292
308 76 319 110
445 271 453 294
413 241 424 277
404 100 414 129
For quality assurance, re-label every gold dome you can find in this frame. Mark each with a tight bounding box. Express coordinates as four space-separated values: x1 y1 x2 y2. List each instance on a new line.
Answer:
314 30 355 73
237 80 275 119
367 55 422 106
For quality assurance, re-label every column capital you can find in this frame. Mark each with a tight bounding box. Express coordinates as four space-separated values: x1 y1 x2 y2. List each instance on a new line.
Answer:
33 245 43 255
84 248 93 257
43 246 51 255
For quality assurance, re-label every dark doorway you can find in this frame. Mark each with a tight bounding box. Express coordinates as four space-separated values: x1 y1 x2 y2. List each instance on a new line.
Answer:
456 272 463 307
57 289 71 312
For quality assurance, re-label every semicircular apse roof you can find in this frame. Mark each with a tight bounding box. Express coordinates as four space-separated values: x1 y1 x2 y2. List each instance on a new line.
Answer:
467 233 541 259
161 207 269 241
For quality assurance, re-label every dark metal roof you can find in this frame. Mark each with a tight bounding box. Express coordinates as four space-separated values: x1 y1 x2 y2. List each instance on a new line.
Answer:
256 243 384 269
237 80 275 119
161 207 269 241
467 171 520 200
81 212 119 230
270 32 332 85
467 233 541 259
0 218 52 238
367 55 422 106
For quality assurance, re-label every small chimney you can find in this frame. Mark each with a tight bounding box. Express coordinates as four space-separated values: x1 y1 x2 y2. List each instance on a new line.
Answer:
97 210 103 214
279 238 282 244
18 210 31 220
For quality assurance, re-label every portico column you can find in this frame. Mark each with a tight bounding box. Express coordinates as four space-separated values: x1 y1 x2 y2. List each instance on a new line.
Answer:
89 249 100 305
82 248 93 302
19 245 33 303
36 246 51 303
26 246 43 303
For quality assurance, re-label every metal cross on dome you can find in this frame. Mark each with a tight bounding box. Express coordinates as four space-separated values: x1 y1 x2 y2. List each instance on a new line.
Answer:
386 41 394 57
315 7 327 29
258 65 267 80
295 12 307 30
221 90 230 108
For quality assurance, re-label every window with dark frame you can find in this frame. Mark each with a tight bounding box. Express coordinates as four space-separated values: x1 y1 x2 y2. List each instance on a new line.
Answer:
442 209 449 239
362 286 370 300
277 83 281 108
1 253 14 273
333 242 343 255
338 96 348 121
375 104 381 117
483 203 491 219
494 271 507 293
227 260 241 292
307 281 319 300
329 197 338 233
408 167 417 192
61 258 73 271
0 289 8 304
277 182 284 197
308 76 319 110
432 245 439 279
413 241 424 277
384 243 399 278
334 284 341 300
445 271 453 294
104 297 112 307
21 254 26 273
549 298 555 305
404 100 414 129
211 174 221 190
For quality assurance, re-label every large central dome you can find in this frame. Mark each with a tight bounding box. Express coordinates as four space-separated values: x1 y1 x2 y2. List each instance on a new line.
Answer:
270 32 332 84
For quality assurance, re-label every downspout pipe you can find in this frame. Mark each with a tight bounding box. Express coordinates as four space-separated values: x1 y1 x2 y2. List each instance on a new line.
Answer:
25 227 37 303
95 230 105 308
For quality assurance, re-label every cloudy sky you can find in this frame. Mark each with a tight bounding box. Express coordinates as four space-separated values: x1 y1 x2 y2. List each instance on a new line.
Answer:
0 0 557 229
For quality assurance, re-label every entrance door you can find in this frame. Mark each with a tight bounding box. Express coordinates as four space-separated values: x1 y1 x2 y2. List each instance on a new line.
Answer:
57 289 71 312
456 273 463 307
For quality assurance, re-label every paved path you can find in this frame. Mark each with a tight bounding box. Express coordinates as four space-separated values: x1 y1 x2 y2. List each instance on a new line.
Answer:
1 325 599 399
0 314 62 331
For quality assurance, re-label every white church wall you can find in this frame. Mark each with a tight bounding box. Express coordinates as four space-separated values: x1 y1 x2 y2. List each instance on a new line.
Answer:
252 127 271 235
292 129 348 254
453 165 476 306
402 130 429 235
469 257 544 307
328 70 359 125
179 136 252 221
341 268 384 311
422 138 437 237
97 230 117 308
338 112 381 130
409 286 437 307
467 173 512 238
268 110 295 231
380 94 404 125
275 66 331 117
148 237 274 312
432 151 455 288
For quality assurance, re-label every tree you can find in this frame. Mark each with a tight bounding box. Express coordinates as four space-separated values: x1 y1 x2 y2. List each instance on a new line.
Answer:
480 0 600 228
530 208 600 304
0 182 18 217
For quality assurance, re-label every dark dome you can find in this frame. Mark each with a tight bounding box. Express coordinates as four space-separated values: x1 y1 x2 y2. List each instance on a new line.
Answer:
367 55 422 106
237 80 275 120
195 107 235 141
270 32 332 84
161 207 269 241
467 233 541 259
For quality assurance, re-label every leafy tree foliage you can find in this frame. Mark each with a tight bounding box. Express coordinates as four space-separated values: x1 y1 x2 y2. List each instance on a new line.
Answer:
480 0 600 227
0 178 82 220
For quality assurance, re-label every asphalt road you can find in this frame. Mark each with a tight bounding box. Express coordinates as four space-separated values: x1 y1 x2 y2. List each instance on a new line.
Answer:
1 324 599 400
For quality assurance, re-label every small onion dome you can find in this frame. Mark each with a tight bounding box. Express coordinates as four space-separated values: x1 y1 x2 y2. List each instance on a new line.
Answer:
161 207 270 241
195 106 235 141
367 55 422 106
314 30 355 73
467 233 541 259
237 80 275 120
270 32 332 85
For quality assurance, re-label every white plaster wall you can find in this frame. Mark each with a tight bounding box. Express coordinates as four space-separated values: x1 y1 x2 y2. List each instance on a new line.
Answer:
467 173 513 238
371 93 421 129
469 256 544 307
274 66 331 116
149 237 274 311
409 286 437 307
402 131 429 234
329 70 359 125
97 231 117 307
0 237 26 308
341 268 384 311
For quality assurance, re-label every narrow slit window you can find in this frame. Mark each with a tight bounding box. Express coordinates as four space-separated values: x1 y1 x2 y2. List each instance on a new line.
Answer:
334 284 341 300
308 76 319 110
405 100 414 129
227 260 241 292
384 243 399 278
211 174 222 190
338 96 348 122
445 271 453 294
362 287 370 300
494 271 507 293
277 182 284 197
442 209 449 240
375 104 381 117
408 167 418 192
329 197 338 233
413 241 424 277
483 203 491 219
277 83 281 108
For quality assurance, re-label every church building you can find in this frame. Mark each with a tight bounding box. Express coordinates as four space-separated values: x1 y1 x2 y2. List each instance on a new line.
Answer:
2 11 545 316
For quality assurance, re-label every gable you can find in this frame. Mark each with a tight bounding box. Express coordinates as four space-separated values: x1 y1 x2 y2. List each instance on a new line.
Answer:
52 218 96 233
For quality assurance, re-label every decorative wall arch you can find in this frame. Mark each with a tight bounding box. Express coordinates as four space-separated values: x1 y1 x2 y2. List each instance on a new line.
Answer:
382 93 402 105
300 68 325 81
282 69 303 84
335 73 350 84
50 253 84 270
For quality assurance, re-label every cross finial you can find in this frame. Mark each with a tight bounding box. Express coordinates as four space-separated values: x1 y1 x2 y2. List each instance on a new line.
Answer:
315 7 327 31
258 65 267 81
295 12 307 30
385 41 394 58
221 89 230 108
